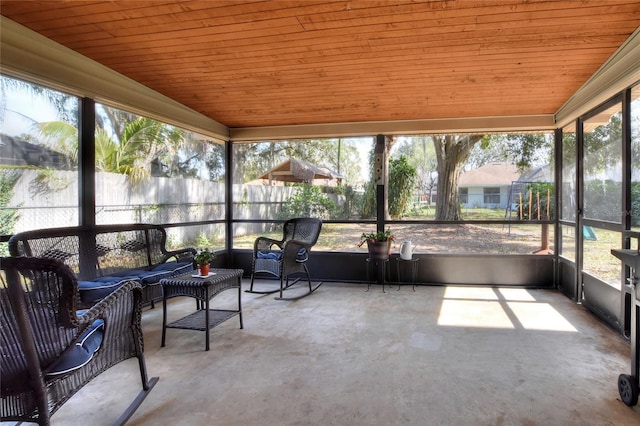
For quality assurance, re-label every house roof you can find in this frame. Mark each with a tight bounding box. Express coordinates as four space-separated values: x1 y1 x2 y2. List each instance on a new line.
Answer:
0 134 71 169
459 162 520 186
257 158 342 183
1 1 639 139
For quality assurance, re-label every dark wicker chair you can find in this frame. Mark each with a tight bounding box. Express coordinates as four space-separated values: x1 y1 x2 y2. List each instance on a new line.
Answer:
0 256 158 425
247 217 323 300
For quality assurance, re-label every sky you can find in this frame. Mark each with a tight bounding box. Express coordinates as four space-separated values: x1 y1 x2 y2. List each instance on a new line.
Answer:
1 87 60 137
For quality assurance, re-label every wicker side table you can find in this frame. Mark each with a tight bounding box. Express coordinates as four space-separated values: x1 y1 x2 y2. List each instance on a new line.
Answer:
160 268 244 351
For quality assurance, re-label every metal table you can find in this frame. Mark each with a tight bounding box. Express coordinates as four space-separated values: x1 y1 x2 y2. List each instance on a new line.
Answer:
396 257 418 291
365 257 390 292
160 268 244 351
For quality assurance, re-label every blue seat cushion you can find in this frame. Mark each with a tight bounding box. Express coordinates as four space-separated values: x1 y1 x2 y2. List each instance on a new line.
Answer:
46 316 104 378
110 262 193 284
79 262 194 303
257 248 307 262
296 248 308 262
112 268 172 285
257 250 282 260
78 276 137 303
150 261 193 277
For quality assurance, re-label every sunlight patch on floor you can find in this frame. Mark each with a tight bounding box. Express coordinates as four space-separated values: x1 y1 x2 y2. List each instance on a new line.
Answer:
438 299 515 328
443 286 499 300
497 287 537 301
507 302 578 332
438 286 578 331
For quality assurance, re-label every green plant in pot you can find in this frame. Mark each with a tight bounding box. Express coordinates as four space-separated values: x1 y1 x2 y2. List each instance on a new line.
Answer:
194 248 216 276
358 229 395 260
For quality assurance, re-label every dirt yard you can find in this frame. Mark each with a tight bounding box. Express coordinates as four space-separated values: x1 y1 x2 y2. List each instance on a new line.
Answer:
316 222 554 255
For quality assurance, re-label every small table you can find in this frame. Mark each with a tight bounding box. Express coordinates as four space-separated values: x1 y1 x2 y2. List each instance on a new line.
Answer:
396 257 418 291
160 268 244 351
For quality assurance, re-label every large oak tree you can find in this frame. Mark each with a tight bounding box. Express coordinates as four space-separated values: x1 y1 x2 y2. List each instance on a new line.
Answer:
433 135 483 220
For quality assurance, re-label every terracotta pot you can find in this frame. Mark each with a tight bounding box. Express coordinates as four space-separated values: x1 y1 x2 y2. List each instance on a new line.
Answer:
199 263 210 276
367 240 390 260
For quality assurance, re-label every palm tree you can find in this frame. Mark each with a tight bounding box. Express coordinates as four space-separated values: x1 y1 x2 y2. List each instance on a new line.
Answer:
38 116 186 183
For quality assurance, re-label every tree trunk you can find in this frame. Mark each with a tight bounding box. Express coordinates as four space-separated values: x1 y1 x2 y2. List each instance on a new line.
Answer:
383 136 397 220
434 135 483 220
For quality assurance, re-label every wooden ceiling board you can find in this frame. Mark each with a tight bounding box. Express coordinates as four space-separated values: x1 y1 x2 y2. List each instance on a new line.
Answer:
49 2 638 51
118 42 615 80
1 0 639 129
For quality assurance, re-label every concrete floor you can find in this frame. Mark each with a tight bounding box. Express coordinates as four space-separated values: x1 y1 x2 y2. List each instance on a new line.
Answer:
45 281 640 425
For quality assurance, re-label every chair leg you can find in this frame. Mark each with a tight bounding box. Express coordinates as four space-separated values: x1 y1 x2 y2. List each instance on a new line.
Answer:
36 387 50 426
249 271 256 292
274 266 323 301
279 275 285 299
305 265 313 292
246 271 281 295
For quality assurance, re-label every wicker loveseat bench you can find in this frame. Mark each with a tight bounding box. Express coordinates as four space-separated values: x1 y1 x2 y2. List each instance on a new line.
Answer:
8 223 196 308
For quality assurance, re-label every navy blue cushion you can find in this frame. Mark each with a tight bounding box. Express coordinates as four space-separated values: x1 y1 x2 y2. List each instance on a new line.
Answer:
257 248 307 262
257 251 282 260
78 277 136 303
151 261 193 276
296 248 308 262
46 316 104 377
132 269 173 284
106 269 168 284
110 262 193 284
108 269 147 278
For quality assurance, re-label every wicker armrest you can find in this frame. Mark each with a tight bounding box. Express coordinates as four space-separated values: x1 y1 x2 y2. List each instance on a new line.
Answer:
78 279 142 325
161 247 197 263
90 279 144 359
254 236 283 253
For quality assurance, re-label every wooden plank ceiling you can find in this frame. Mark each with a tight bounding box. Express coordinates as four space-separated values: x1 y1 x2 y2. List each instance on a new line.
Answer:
1 0 639 129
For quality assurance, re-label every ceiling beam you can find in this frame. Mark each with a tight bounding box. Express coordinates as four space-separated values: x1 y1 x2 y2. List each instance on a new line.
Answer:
230 114 555 141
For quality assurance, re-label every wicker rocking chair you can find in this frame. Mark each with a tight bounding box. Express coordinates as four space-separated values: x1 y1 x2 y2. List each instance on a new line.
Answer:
247 217 323 300
0 256 158 425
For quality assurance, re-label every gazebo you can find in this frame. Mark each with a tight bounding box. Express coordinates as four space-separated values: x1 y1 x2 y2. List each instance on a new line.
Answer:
257 158 342 185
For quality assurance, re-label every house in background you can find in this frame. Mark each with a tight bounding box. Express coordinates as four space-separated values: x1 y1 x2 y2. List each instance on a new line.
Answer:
0 134 71 169
458 162 520 209
459 162 555 210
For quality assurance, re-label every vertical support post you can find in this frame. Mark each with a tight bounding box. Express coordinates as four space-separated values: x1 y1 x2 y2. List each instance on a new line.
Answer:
540 224 550 253
576 116 584 302
375 134 386 234
622 88 633 337
78 97 96 227
78 97 97 280
519 192 523 219
554 127 562 269
546 187 550 218
225 139 233 267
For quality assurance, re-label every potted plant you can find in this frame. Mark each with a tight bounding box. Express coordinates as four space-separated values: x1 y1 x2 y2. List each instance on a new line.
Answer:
358 229 395 260
194 248 216 276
